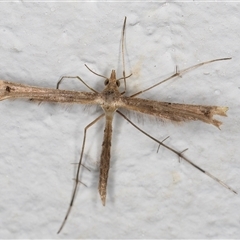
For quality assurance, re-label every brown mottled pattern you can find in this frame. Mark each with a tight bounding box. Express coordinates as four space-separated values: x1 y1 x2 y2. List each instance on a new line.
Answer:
98 114 113 206
0 80 99 104
120 97 228 128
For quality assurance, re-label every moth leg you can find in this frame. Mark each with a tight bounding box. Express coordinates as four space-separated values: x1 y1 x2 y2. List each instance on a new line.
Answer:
57 113 105 234
56 75 98 93
131 57 231 97
117 110 237 195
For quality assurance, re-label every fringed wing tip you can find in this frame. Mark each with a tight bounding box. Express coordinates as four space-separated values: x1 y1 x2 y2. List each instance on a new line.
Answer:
0 80 10 101
212 106 228 129
216 106 228 117
213 119 222 129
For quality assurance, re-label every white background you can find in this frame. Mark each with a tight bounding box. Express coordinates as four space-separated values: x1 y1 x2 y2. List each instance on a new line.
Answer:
0 2 239 239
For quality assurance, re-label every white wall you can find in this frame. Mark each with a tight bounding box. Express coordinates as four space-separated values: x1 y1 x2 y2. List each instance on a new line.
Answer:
0 2 239 238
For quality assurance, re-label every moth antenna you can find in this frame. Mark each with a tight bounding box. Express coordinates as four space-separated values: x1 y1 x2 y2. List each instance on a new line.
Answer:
85 64 108 79
121 16 127 94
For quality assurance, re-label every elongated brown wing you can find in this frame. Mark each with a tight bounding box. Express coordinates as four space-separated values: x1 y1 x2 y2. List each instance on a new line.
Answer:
0 80 100 104
119 97 228 128
98 114 113 206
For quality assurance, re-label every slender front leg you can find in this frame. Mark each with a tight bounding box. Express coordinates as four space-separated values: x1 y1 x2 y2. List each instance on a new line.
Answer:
56 76 98 93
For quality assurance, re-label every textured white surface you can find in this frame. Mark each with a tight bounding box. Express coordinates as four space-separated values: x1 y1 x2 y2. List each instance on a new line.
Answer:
0 2 239 239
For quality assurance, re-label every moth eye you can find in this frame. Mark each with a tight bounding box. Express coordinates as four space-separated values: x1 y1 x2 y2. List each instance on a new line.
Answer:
104 79 109 85
116 80 120 87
